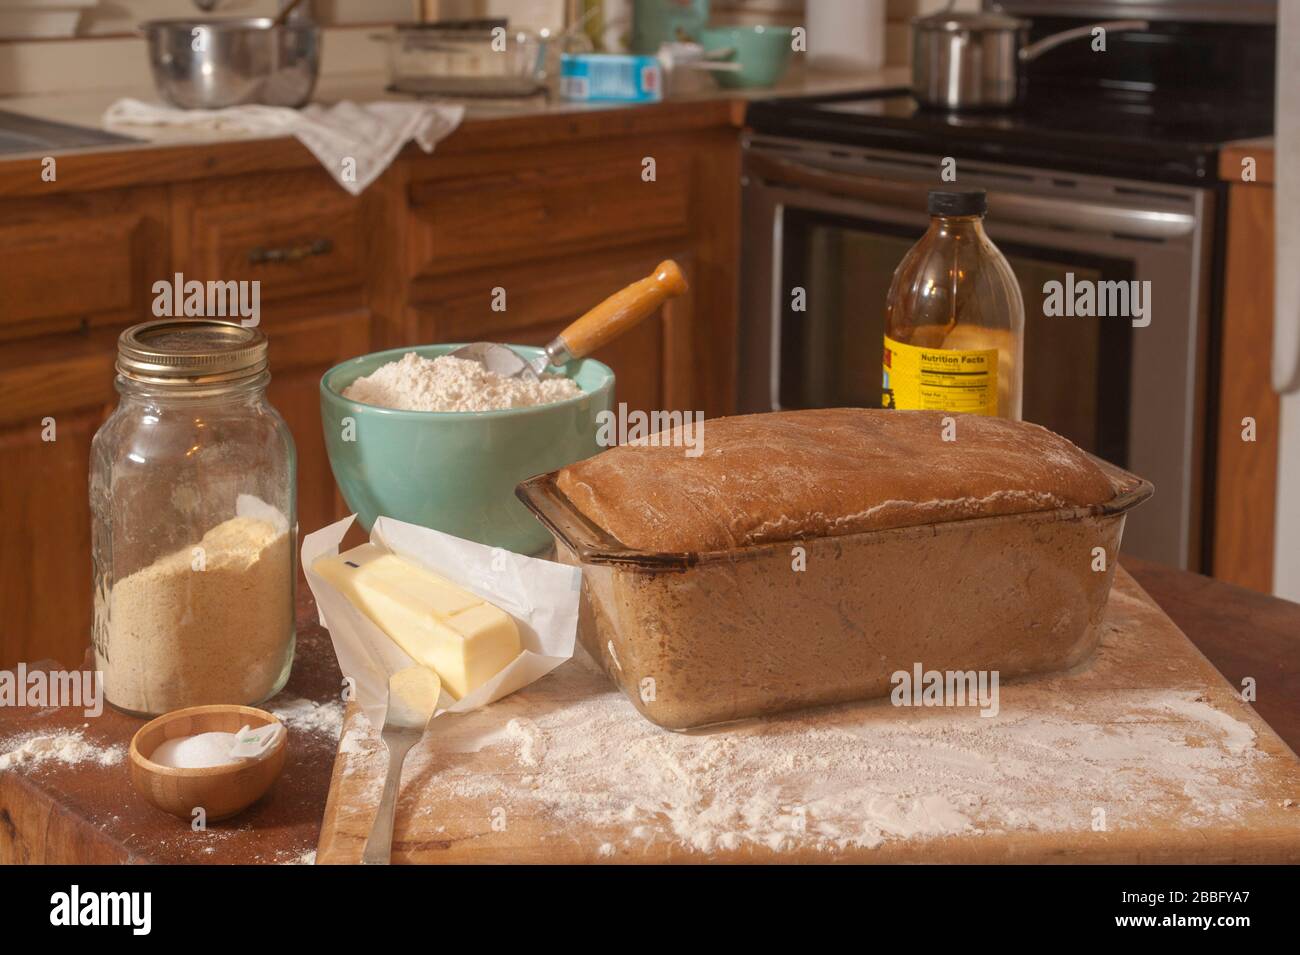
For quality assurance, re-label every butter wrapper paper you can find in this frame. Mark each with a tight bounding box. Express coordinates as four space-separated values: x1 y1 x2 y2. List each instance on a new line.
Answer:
302 515 581 728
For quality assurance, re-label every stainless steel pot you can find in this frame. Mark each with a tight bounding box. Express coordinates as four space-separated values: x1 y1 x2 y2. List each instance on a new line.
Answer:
911 11 1148 110
142 18 320 110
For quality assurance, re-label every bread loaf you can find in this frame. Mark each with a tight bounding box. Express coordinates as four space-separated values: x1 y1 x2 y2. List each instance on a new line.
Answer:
556 408 1116 553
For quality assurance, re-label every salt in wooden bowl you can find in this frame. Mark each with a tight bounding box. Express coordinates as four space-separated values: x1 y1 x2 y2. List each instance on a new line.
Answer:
129 704 287 822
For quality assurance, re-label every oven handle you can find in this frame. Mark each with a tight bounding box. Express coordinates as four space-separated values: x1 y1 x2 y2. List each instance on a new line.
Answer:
747 152 1196 240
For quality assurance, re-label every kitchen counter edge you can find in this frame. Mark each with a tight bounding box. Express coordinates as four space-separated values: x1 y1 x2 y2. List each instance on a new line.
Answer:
0 67 909 199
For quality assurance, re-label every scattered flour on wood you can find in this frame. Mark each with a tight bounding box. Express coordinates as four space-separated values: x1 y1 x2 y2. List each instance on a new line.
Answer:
505 717 547 767
271 696 344 739
342 352 582 413
0 728 124 772
334 649 1272 856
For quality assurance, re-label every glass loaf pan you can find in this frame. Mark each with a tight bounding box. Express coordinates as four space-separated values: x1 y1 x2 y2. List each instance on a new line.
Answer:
516 457 1153 730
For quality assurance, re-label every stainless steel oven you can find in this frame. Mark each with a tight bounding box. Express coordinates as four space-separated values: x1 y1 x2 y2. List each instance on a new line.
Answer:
740 134 1215 568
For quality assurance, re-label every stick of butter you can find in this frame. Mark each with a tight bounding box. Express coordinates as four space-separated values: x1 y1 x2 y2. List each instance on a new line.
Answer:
313 544 520 700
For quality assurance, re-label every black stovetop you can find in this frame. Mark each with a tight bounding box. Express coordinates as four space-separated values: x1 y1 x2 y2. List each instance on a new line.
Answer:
748 14 1276 187
746 86 1274 186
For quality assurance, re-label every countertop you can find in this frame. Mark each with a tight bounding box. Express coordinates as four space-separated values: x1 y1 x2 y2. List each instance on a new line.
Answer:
1 556 1296 865
1220 137 1275 183
0 64 908 200
0 65 910 158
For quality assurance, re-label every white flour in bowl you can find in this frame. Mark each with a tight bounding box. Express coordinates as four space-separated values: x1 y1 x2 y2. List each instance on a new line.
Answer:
343 353 582 413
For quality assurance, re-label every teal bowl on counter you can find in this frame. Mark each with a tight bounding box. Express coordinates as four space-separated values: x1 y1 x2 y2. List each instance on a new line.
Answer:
699 25 794 89
320 344 615 555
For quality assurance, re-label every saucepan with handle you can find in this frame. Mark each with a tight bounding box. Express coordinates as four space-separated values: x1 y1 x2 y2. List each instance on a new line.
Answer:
911 8 1149 110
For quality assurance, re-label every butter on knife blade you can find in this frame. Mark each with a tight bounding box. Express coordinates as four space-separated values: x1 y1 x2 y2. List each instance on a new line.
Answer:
313 543 520 699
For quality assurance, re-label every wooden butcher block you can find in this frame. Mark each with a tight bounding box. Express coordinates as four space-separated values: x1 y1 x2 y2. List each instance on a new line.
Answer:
316 569 1300 863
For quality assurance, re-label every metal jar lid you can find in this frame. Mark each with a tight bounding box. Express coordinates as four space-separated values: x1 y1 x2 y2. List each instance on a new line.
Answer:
117 320 269 385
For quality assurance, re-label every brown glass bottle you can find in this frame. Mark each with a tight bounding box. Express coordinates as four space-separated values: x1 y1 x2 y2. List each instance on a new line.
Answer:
883 189 1024 419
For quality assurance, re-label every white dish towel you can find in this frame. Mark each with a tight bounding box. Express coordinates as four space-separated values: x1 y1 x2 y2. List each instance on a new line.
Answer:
103 99 465 195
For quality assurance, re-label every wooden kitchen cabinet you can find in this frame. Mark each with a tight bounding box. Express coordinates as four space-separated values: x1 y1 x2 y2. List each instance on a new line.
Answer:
263 309 371 541
404 139 693 279
0 180 371 668
1213 142 1278 593
170 170 364 307
0 337 117 668
170 168 371 544
0 187 168 341
395 119 738 418
408 249 698 415
0 185 168 669
0 99 741 669
0 311 371 671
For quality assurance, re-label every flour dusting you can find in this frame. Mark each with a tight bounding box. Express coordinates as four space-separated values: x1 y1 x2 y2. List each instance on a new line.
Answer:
336 649 1271 857
0 728 124 772
271 696 344 739
342 352 582 413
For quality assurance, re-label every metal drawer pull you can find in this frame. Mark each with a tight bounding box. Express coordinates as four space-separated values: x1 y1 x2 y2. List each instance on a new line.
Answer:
248 237 333 264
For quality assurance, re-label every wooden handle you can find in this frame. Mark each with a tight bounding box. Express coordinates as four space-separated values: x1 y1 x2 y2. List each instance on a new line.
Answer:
556 260 688 360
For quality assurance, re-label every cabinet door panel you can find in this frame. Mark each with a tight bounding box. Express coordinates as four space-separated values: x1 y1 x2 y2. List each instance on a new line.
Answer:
511 316 663 415
407 142 691 278
0 188 168 341
263 309 371 545
408 249 698 418
0 346 115 669
172 171 363 305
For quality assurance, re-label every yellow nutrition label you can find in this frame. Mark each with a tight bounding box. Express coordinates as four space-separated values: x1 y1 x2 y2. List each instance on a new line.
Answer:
882 335 999 416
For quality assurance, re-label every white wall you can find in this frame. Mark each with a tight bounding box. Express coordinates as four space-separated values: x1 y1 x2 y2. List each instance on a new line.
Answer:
1277 397 1300 600
1272 1 1300 600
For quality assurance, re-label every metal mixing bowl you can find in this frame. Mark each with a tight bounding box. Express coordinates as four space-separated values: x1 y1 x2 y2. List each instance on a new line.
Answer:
142 18 320 110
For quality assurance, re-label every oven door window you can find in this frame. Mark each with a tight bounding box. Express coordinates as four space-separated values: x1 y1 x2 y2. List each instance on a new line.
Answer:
778 207 1133 464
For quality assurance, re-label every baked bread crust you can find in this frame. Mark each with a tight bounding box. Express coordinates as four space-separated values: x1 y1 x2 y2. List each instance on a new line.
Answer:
555 408 1117 553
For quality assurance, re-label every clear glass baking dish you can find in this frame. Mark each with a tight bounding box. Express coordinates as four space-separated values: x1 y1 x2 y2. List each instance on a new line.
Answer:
517 457 1153 730
373 24 547 97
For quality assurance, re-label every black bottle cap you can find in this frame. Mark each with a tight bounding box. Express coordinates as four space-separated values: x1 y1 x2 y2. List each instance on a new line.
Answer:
928 189 987 217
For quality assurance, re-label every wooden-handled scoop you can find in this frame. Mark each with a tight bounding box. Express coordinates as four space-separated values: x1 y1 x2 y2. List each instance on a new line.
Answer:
449 260 688 380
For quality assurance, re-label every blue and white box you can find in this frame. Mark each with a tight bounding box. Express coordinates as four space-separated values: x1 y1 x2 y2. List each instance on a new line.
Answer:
559 53 663 103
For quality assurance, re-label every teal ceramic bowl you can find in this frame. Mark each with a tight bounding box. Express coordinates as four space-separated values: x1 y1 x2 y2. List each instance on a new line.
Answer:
699 25 794 89
320 344 615 555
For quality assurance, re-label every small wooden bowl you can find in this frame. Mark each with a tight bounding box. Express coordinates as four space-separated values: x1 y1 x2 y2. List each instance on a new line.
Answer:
129 704 287 822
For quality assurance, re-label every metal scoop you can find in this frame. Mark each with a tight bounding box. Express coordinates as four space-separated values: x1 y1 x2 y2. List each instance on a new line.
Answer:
449 259 688 380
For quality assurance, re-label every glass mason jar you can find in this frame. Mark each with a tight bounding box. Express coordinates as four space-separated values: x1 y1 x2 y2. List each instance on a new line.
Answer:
90 320 297 717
